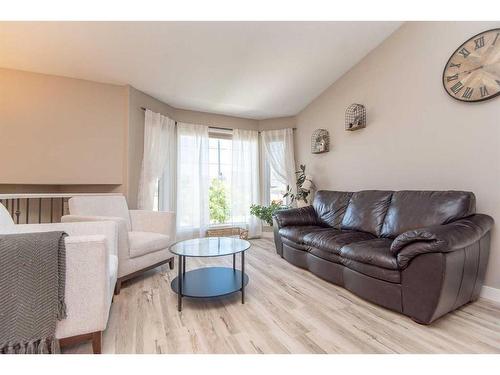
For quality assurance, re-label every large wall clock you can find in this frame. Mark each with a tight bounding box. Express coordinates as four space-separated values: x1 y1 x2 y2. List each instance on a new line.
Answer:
443 28 500 102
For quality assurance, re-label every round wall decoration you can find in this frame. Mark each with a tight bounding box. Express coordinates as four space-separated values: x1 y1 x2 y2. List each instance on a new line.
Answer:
443 28 500 102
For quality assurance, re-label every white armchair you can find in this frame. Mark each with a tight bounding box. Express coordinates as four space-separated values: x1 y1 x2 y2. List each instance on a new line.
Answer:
0 203 117 354
62 195 175 294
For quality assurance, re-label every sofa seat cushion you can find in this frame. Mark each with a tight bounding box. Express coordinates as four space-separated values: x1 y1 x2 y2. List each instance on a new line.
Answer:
128 231 171 258
341 258 401 283
279 225 331 244
309 247 342 263
340 238 398 270
282 237 310 251
303 230 375 255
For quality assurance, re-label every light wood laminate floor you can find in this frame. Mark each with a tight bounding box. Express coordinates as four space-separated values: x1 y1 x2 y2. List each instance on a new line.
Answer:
64 234 500 354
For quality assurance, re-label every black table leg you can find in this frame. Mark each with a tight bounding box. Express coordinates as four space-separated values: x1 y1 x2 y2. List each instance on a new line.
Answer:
241 251 245 304
233 253 236 270
183 255 186 276
178 255 183 312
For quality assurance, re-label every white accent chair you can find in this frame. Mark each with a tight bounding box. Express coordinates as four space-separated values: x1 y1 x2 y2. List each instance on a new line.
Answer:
62 195 175 294
0 203 118 354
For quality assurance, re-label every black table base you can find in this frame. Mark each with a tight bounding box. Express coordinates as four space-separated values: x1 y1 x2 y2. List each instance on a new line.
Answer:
171 264 248 311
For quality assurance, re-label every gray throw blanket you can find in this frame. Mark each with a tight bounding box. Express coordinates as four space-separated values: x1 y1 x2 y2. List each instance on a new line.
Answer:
0 231 67 354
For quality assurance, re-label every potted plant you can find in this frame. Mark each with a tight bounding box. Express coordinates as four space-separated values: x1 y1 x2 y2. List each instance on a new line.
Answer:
284 164 313 207
250 200 286 226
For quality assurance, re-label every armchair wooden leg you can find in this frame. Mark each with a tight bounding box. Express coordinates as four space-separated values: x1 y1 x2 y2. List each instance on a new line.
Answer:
114 279 122 295
59 331 103 354
169 257 175 270
92 331 102 354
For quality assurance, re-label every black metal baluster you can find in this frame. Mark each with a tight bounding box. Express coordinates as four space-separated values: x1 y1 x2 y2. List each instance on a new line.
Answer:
15 198 20 224
61 197 64 221
38 198 42 223
25 198 30 224
50 198 54 223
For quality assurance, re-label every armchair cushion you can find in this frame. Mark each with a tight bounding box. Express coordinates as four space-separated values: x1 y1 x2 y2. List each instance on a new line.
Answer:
129 210 176 237
273 205 319 228
391 214 494 268
128 231 171 258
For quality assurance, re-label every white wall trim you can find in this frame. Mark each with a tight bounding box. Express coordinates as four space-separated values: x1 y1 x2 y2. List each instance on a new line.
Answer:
480 286 500 304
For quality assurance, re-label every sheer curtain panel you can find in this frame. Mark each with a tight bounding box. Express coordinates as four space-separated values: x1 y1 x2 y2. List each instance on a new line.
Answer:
176 122 210 240
231 129 261 238
137 109 176 210
261 128 296 205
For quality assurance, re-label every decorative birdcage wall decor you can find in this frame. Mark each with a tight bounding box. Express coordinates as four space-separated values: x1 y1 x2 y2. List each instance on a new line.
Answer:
345 103 366 131
311 129 330 154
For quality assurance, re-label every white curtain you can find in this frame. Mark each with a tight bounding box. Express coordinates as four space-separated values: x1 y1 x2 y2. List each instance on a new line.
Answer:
137 109 176 210
176 122 210 240
231 129 261 238
261 128 296 205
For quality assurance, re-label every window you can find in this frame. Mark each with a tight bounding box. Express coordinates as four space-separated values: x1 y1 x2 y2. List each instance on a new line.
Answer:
269 168 287 204
208 131 232 225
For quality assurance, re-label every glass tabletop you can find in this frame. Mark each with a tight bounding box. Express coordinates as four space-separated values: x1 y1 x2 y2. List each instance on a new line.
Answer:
169 237 251 257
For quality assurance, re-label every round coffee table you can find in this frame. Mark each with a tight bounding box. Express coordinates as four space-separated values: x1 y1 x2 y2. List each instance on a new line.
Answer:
169 237 250 311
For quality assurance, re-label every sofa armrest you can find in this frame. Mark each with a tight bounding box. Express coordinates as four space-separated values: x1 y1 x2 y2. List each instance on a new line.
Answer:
55 234 114 338
392 214 494 268
12 221 118 257
129 210 176 239
62 215 129 260
272 205 318 228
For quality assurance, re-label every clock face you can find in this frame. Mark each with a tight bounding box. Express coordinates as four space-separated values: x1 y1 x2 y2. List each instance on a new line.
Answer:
443 28 500 102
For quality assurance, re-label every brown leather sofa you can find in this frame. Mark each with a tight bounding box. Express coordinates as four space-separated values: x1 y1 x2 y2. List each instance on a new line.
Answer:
272 190 493 324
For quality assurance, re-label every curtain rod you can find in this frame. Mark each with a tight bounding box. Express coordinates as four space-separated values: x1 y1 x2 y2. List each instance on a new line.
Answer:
140 107 297 132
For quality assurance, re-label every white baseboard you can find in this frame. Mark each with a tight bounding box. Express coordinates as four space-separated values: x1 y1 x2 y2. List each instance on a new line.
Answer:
480 286 500 303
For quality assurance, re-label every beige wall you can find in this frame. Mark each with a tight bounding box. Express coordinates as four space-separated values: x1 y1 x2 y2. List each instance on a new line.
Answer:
0 68 127 186
258 116 296 131
175 108 258 130
295 22 500 289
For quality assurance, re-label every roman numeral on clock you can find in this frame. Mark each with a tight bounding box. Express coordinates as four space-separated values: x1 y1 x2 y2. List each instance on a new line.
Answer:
474 36 485 49
458 47 470 58
493 33 499 46
446 74 459 82
450 81 464 94
462 87 474 99
480 86 489 98
449 62 461 69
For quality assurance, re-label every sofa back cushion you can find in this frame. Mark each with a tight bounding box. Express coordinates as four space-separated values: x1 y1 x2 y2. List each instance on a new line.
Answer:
313 191 352 228
341 191 393 236
69 195 132 230
380 190 476 238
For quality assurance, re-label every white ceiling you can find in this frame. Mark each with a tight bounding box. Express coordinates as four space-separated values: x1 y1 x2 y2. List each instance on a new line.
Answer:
0 22 402 119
